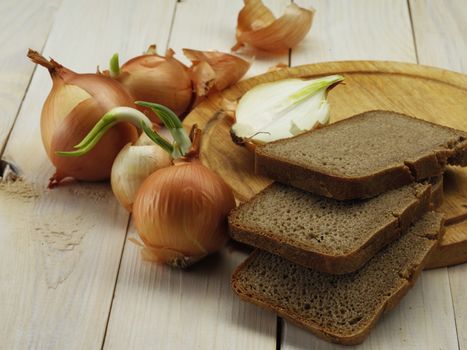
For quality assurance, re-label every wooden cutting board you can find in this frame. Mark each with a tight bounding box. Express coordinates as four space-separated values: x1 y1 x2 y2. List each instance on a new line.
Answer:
183 61 467 270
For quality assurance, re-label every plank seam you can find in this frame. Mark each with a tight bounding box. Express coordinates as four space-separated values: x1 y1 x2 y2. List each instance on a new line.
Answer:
447 267 461 350
100 214 132 350
0 0 63 159
165 0 180 52
407 0 420 64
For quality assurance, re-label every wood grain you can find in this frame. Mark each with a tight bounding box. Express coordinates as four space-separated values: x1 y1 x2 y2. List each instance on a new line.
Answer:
292 0 416 64
0 0 177 348
103 1 284 348
0 0 61 151
449 263 467 350
104 228 276 350
410 1 467 348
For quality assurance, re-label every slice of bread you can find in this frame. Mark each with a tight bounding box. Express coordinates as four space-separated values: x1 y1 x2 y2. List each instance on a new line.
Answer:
229 177 442 274
231 212 444 345
255 110 466 200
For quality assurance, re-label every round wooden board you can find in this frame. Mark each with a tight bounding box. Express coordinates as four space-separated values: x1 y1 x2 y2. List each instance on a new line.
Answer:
183 61 467 269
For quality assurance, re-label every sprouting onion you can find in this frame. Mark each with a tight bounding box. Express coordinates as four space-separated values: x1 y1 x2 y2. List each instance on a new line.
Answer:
58 102 235 268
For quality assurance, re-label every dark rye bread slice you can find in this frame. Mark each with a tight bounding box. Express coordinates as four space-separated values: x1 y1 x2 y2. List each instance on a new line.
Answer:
229 177 442 274
255 110 467 200
231 212 444 345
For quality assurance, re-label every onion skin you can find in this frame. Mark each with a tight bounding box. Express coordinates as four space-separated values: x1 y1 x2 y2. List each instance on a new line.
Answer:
115 50 193 121
29 50 138 186
132 160 236 267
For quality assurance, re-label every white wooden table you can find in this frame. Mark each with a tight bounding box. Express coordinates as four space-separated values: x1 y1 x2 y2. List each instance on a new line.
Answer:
0 0 465 349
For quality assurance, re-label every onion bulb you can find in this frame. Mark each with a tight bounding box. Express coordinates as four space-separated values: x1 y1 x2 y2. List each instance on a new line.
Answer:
106 46 193 122
231 75 344 145
232 0 315 53
59 102 235 267
133 158 235 267
111 133 171 212
27 49 138 187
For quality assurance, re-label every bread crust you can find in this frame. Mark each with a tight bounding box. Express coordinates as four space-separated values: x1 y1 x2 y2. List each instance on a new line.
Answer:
229 178 440 274
231 218 444 345
255 110 467 200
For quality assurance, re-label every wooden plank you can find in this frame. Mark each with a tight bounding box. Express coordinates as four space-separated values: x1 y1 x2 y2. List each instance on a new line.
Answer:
409 1 467 348
104 227 276 349
0 0 61 151
291 0 416 65
449 264 467 350
410 0 467 72
281 0 458 348
103 0 286 348
0 0 176 349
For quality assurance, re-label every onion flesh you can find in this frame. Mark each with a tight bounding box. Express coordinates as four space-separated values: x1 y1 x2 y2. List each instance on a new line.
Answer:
231 75 344 144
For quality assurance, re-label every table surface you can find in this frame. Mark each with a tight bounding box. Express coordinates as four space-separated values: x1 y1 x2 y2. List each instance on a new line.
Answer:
0 0 466 349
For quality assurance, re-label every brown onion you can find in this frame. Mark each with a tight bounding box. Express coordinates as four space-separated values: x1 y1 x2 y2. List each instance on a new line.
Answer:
133 158 235 267
107 46 193 122
28 49 138 187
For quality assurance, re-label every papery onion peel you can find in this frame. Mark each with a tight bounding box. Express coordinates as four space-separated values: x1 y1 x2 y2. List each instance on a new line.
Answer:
232 0 315 53
183 48 251 96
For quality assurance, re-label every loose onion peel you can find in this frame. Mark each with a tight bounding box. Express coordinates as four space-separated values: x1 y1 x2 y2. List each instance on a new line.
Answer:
232 0 315 53
183 48 251 96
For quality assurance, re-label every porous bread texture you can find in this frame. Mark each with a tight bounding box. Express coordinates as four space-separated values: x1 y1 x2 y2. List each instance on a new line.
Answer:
229 178 440 274
255 110 467 200
231 212 444 345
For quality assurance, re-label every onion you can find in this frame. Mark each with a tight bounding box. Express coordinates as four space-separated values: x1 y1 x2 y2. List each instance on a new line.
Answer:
59 102 235 267
231 75 344 145
111 133 171 212
133 158 235 267
106 46 193 122
27 49 138 187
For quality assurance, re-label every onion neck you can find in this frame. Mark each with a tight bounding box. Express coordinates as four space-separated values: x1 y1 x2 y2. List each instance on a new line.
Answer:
57 103 193 160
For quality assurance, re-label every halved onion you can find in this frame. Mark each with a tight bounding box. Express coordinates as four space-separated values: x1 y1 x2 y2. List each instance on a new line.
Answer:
231 75 344 145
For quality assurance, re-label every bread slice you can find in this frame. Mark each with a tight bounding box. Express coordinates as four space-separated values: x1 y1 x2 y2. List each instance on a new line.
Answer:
231 212 444 345
229 177 442 274
255 110 466 200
